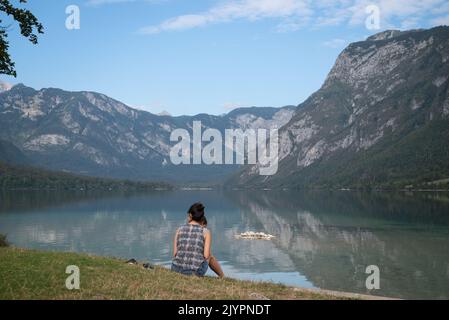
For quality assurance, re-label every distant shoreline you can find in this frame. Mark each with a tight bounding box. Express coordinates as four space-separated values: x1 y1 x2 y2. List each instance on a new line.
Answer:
2 161 449 192
2 186 449 192
0 161 172 191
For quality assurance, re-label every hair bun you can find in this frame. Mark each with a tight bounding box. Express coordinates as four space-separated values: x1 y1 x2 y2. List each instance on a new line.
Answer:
188 202 205 221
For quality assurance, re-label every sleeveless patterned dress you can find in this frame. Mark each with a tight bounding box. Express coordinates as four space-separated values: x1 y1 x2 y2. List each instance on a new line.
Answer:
172 224 205 272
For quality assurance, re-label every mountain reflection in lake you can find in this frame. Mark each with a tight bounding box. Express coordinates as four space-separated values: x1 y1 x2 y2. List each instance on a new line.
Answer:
1 189 449 299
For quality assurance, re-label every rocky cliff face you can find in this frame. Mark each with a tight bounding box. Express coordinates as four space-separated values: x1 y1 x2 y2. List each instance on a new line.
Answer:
0 84 294 183
231 26 449 189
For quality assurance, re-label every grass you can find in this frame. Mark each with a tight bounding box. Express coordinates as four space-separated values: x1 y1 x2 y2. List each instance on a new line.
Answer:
0 247 351 300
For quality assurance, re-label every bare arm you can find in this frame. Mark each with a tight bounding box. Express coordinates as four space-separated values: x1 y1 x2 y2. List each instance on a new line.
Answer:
204 229 211 260
173 229 179 257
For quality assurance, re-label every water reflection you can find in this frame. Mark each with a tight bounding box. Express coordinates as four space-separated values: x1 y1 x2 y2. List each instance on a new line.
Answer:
226 190 449 299
0 190 448 299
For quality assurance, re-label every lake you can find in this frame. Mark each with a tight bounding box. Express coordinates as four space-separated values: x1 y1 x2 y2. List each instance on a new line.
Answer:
1 189 449 299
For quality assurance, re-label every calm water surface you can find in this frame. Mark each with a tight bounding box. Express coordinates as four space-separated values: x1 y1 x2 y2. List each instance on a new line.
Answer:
1 189 449 299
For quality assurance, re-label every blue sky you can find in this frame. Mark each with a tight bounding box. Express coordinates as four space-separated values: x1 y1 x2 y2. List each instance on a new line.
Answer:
1 0 448 115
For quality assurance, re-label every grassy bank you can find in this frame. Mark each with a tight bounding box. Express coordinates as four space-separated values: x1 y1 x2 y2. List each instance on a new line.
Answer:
0 247 356 300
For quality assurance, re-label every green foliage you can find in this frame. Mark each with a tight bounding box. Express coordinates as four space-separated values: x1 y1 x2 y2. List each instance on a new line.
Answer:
0 234 8 247
0 0 43 76
0 162 172 191
285 120 449 190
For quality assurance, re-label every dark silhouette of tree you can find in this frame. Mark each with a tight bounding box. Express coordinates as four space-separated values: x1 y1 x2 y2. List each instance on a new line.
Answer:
0 0 43 76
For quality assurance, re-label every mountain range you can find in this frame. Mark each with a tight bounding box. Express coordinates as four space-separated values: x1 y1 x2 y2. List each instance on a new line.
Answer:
0 83 294 184
230 26 449 189
1 26 449 188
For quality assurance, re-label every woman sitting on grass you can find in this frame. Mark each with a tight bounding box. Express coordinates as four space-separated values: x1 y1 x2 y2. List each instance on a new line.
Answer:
171 203 224 278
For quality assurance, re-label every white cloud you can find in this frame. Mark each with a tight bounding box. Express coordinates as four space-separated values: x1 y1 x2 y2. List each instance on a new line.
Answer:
140 0 312 34
345 0 449 27
140 0 449 34
141 14 211 34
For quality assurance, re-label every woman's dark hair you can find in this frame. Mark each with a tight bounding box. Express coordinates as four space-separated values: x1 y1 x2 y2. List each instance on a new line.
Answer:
188 202 205 222
199 216 207 227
